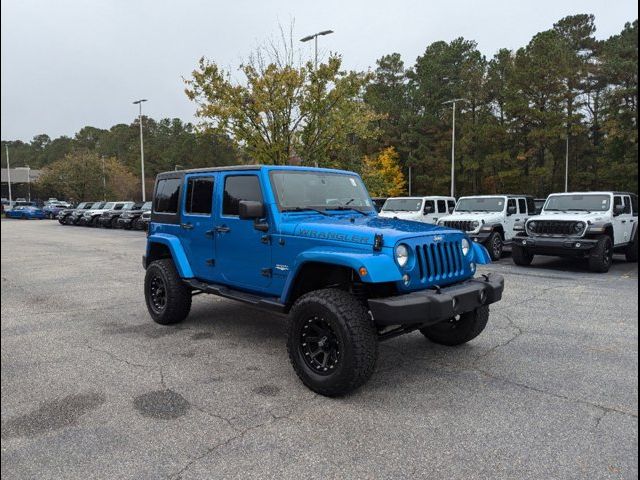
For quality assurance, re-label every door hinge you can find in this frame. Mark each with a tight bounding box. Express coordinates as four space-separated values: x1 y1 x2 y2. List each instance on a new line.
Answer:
206 258 215 266
261 268 272 277
261 234 270 244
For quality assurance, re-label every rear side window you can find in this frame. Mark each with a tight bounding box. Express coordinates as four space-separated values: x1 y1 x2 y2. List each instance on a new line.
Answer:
508 199 517 211
154 178 181 213
623 196 631 214
437 200 446 213
631 195 638 216
518 198 527 214
185 177 214 215
223 175 263 216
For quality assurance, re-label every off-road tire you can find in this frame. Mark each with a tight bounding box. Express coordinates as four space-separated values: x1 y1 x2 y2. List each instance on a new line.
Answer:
144 259 192 325
625 231 638 262
91 216 100 227
420 306 490 346
110 217 119 229
588 235 613 273
58 216 66 225
287 289 378 396
487 232 503 261
512 244 534 266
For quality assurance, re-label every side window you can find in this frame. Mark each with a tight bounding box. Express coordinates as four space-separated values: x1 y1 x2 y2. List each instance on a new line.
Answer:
447 200 456 213
154 178 181 213
223 175 263 216
507 199 517 213
518 198 527 214
623 196 631 214
437 200 447 213
185 177 214 215
423 200 435 214
631 195 638 216
614 196 623 212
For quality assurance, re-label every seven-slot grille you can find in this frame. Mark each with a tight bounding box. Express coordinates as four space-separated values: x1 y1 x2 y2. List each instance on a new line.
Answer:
528 220 584 236
441 220 475 232
414 240 465 282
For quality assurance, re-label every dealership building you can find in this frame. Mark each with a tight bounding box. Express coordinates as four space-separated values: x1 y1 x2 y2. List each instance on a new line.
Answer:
1 168 42 200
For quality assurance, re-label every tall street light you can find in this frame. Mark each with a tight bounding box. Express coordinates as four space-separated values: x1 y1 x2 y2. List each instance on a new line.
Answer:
5 145 12 204
443 98 467 198
133 99 148 201
300 30 334 70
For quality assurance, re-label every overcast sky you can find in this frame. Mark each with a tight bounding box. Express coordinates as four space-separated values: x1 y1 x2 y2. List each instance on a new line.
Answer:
1 0 637 141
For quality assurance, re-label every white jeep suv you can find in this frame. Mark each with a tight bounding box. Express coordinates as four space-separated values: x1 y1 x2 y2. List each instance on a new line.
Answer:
512 192 638 273
437 195 536 261
378 196 456 224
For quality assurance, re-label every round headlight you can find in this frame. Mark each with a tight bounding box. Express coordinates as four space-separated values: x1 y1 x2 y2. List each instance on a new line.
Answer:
395 244 409 267
471 221 480 229
461 238 470 256
528 221 537 232
574 222 585 233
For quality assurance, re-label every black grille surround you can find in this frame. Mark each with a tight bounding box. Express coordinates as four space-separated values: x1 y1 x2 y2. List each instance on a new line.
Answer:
526 220 586 237
413 239 466 283
441 220 476 232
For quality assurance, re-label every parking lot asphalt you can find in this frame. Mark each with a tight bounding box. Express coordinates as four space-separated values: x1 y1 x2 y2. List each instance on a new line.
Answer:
1 219 638 480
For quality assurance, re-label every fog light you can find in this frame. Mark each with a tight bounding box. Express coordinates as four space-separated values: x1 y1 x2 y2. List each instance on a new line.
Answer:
473 238 479 242
479 290 487 304
402 274 410 285
522 240 527 246
575 242 581 248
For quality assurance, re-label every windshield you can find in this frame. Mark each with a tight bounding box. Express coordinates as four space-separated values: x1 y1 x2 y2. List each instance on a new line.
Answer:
456 197 505 213
270 171 374 213
544 194 610 212
142 201 152 210
381 198 422 212
100 202 114 210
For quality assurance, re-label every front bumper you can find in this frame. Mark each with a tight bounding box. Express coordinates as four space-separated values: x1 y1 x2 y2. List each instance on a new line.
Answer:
512 236 597 256
368 273 504 326
469 231 492 244
118 218 133 227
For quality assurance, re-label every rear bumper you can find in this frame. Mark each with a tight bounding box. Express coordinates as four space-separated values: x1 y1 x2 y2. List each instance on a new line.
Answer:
368 273 504 326
512 236 597 255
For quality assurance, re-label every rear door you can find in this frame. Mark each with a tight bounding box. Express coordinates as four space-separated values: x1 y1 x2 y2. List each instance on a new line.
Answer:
179 173 217 281
613 195 631 246
503 198 518 240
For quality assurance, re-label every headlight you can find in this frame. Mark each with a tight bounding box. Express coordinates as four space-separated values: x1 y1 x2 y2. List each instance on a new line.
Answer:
461 238 470 256
395 244 409 267
528 221 537 232
471 221 480 229
574 222 585 233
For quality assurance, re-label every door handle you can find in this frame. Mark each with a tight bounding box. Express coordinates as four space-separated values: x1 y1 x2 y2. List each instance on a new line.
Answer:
181 223 194 230
621 220 627 223
215 225 231 233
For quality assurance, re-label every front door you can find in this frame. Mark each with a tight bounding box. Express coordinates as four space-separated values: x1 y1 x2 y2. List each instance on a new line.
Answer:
179 174 217 281
215 173 272 291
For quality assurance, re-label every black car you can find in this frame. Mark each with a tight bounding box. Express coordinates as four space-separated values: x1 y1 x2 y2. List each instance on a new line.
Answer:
97 201 138 228
58 202 95 225
117 201 151 229
137 210 151 231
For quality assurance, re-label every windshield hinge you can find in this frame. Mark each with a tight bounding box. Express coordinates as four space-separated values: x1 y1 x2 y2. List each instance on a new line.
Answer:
373 234 384 252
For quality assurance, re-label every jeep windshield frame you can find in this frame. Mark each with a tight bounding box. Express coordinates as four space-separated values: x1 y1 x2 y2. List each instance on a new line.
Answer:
269 170 375 214
455 197 506 213
543 194 611 213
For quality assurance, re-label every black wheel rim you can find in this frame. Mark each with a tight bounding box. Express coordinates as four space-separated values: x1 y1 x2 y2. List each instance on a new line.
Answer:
148 274 167 313
299 316 340 375
493 237 502 257
604 242 612 265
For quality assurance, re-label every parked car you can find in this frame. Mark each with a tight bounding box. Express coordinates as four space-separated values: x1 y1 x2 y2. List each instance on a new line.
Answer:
97 202 137 228
2 200 36 212
512 191 638 272
58 202 92 224
117 201 152 229
5 205 46 219
77 202 117 226
136 210 151 231
43 203 69 219
142 165 504 396
63 202 101 225
437 195 537 261
379 196 456 224
371 197 387 212
533 198 546 215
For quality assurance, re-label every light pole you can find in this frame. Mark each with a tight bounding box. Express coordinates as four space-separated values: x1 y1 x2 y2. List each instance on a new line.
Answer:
26 164 31 202
133 99 148 201
300 30 334 70
443 98 467 198
5 145 12 204
565 135 569 192
101 155 107 201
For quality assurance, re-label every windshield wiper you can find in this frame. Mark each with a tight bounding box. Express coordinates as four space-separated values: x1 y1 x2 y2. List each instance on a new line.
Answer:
282 207 330 216
329 206 368 216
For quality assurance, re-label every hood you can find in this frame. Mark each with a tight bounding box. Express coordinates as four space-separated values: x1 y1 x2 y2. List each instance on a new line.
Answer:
439 211 504 223
378 210 424 220
279 213 458 247
530 211 609 223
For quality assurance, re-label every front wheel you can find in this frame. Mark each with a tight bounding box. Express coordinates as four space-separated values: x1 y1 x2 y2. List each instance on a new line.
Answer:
588 235 613 273
486 232 503 261
420 306 489 346
144 259 192 325
287 289 378 396
512 244 534 266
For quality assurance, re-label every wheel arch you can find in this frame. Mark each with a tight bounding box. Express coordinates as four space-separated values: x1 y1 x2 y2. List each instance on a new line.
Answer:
145 234 193 278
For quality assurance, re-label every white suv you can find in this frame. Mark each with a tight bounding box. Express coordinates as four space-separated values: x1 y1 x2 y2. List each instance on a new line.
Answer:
378 196 456 224
512 192 638 272
437 195 536 261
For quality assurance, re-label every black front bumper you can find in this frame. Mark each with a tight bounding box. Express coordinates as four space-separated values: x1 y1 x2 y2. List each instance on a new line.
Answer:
512 236 598 256
368 274 504 326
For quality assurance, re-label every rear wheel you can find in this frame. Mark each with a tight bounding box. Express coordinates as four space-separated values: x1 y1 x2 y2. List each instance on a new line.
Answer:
588 235 613 273
420 306 490 346
287 289 378 396
144 259 192 325
512 244 534 266
487 232 503 261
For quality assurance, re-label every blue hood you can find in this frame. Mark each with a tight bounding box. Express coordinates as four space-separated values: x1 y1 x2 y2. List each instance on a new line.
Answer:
279 213 459 247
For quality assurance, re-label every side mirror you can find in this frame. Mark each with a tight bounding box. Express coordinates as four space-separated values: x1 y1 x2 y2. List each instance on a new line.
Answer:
239 200 265 220
613 204 625 216
507 205 517 216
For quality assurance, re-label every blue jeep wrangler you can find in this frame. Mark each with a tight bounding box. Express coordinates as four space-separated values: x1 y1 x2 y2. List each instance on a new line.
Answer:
143 166 504 395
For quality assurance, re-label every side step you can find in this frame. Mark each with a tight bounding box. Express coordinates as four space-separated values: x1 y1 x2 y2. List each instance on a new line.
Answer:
183 279 286 314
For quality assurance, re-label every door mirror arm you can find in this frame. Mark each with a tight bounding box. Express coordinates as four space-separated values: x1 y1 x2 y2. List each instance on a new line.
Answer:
254 219 269 232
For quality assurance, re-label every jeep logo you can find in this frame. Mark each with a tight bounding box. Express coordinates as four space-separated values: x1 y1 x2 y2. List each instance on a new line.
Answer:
433 235 444 242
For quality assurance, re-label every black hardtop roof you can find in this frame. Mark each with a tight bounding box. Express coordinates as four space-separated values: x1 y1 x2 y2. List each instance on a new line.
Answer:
156 165 262 180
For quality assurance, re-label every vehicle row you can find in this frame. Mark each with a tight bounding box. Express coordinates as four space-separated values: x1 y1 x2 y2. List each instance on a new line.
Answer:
57 201 151 230
376 192 638 273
